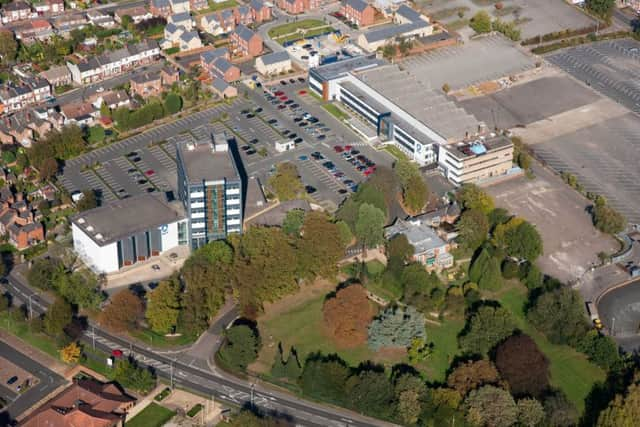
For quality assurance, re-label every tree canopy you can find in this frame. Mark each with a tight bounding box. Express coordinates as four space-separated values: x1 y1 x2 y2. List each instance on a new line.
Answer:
459 305 516 355
464 385 518 427
322 284 374 348
470 11 492 34
457 209 489 250
457 184 494 214
268 162 303 201
527 287 589 346
368 305 426 351
145 278 181 334
494 334 550 397
99 290 143 332
218 323 261 371
355 203 386 250
447 359 501 396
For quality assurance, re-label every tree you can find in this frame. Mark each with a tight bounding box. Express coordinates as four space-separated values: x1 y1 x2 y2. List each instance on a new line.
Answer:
447 359 501 396
464 385 518 427
111 358 156 393
0 293 8 312
457 209 489 250
44 298 72 337
368 305 426 351
517 398 545 427
39 157 58 181
407 337 433 363
457 184 494 214
402 265 442 313
577 330 620 370
283 347 302 381
28 257 64 290
470 11 492 33
145 278 181 334
355 203 385 253
301 354 350 405
346 369 395 420
100 102 111 119
219 409 294 427
597 380 640 427
459 305 516 355
120 15 133 30
394 373 426 425
297 211 345 279
586 0 615 19
88 125 106 144
544 390 579 427
593 204 626 234
386 234 414 265
164 92 182 114
494 334 550 397
478 256 503 291
60 341 81 363
403 174 428 214
336 220 353 246
494 217 543 261
382 43 396 60
268 162 303 201
282 209 305 236
488 207 510 229
527 287 589 346
217 324 260 371
0 30 17 65
322 284 373 348
76 189 98 211
469 248 490 284
99 290 143 332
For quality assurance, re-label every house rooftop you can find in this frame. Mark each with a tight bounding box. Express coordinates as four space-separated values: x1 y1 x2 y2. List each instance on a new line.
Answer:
234 24 256 42
385 218 447 255
71 193 185 246
258 50 289 66
344 0 370 12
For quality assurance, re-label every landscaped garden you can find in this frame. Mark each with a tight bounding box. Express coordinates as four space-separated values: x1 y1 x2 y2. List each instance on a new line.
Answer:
126 403 176 427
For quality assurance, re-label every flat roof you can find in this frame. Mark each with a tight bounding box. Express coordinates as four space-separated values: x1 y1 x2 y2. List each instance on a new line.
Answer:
444 135 513 159
311 54 384 82
175 128 240 184
72 194 185 246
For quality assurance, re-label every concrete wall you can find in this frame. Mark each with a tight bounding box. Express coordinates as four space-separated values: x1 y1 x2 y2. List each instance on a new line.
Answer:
72 223 119 273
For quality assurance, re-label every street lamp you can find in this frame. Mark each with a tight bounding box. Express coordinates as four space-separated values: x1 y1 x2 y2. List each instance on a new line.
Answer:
250 383 255 409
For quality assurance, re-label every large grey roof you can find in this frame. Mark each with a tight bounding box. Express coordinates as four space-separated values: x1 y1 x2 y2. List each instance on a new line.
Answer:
363 21 428 43
396 4 423 22
201 47 228 63
170 11 191 23
152 0 170 8
311 54 383 82
213 57 234 72
175 127 240 183
385 218 447 255
71 194 185 246
234 24 255 42
250 0 265 10
212 77 232 93
344 0 369 12
258 51 289 66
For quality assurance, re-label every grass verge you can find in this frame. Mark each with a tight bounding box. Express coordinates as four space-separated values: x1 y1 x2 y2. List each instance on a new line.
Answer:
0 311 60 359
268 19 326 38
130 328 197 348
322 103 350 121
381 144 409 161
196 0 238 14
126 403 176 427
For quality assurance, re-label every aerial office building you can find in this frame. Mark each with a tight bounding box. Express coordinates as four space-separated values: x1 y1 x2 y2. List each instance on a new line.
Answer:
176 126 243 249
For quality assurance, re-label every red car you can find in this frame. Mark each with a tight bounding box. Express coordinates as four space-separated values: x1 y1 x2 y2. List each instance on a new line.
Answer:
279 96 288 101
274 91 284 96
145 169 155 176
364 168 375 176
344 145 353 151
111 349 124 358
333 145 344 153
298 89 307 95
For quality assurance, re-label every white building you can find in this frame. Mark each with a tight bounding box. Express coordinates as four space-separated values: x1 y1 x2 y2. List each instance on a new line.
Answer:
168 11 194 31
71 194 188 274
274 139 294 152
255 51 292 76
170 0 191 13
438 137 514 186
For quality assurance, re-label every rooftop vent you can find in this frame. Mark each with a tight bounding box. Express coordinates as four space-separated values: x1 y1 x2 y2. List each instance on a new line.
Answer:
95 233 103 240
86 225 94 232
77 218 85 224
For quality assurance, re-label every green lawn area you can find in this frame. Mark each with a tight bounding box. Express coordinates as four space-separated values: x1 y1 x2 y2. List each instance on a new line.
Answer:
498 283 605 412
131 328 197 348
323 103 350 121
195 0 238 14
381 144 409 161
268 19 326 38
258 292 383 371
424 318 465 382
0 311 61 359
126 403 176 427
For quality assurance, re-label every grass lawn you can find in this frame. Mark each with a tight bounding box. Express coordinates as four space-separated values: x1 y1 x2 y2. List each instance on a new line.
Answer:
195 0 238 14
0 311 60 359
424 318 465 382
446 19 469 31
323 103 350 121
275 26 335 45
497 283 605 412
381 144 409 161
268 19 326 38
126 403 176 427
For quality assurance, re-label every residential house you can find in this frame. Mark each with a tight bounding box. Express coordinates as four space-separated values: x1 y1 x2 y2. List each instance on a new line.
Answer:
0 191 44 250
13 19 54 42
60 101 96 126
340 0 375 27
2 1 32 23
211 78 237 99
385 217 454 270
190 0 208 11
86 10 116 27
150 0 172 17
20 378 136 427
234 5 252 25
179 31 202 51
210 57 240 82
115 6 152 24
306 0 323 9
277 0 304 15
200 12 225 35
200 47 230 69
230 24 263 58
168 11 194 30
169 0 191 13
0 107 57 146
67 40 160 84
250 0 271 22
92 90 130 109
219 8 236 31
255 51 291 76
33 0 64 14
130 66 179 98
0 77 51 114
52 13 87 32
161 22 186 48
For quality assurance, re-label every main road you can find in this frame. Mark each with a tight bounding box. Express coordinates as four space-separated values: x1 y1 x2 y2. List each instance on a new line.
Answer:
3 271 395 427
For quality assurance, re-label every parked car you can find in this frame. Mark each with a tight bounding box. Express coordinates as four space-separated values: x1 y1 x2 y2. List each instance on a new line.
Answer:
334 145 344 153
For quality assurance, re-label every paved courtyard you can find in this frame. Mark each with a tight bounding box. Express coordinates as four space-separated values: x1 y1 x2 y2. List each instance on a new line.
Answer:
486 162 617 283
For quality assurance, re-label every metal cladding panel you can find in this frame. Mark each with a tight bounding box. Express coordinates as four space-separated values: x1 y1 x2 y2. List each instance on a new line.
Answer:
120 236 135 265
150 227 162 254
135 232 149 260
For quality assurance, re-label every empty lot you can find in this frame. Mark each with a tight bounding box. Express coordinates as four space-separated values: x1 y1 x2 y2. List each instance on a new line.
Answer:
486 162 617 283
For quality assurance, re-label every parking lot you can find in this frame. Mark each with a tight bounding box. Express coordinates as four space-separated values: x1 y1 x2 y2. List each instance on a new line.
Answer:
547 39 640 115
486 162 618 283
60 77 393 213
401 34 536 90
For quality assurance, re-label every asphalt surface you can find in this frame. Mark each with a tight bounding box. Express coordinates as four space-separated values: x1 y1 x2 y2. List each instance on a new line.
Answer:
0 341 66 421
3 271 393 427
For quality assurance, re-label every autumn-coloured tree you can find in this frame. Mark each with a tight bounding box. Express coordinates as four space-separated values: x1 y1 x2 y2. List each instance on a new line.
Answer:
322 284 374 348
494 334 550 397
60 342 81 364
447 359 501 396
99 290 143 332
